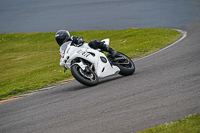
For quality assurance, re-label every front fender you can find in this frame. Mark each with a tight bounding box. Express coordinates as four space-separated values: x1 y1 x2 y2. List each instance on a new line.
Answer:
65 48 98 69
71 61 87 70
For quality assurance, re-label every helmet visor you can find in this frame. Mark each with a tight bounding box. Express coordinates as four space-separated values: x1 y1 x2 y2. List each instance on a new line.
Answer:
56 38 64 46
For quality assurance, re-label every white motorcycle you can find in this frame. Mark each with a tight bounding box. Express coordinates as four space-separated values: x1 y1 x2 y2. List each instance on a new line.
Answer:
59 38 135 86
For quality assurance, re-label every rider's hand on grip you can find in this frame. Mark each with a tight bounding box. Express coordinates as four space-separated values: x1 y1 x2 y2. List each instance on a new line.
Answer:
77 37 84 46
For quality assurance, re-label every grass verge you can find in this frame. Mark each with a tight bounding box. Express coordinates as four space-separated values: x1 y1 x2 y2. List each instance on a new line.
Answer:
137 114 200 133
0 28 181 99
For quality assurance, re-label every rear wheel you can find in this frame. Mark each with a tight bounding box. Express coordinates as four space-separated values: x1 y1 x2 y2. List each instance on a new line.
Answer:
71 64 99 86
112 52 135 76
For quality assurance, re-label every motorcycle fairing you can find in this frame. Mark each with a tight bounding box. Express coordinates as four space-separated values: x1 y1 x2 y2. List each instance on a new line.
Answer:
64 45 120 78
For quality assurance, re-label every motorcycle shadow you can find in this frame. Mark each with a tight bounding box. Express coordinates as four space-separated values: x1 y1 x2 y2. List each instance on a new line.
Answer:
66 82 88 91
65 75 123 91
99 72 139 85
98 75 125 85
67 74 136 91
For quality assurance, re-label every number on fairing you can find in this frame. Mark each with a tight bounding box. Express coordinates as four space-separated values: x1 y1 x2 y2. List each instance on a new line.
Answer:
77 49 90 57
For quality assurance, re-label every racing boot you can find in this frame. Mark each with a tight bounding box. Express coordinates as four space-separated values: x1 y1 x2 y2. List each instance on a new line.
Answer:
108 47 117 58
100 43 117 58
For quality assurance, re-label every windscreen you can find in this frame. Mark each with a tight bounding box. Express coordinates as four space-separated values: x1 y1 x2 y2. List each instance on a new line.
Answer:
59 42 71 57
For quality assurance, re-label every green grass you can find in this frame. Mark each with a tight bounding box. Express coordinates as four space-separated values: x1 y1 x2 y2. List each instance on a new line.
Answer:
137 114 200 133
0 28 181 99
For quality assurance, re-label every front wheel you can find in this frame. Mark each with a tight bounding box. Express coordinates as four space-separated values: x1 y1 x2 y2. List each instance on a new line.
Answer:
113 52 135 76
71 64 99 86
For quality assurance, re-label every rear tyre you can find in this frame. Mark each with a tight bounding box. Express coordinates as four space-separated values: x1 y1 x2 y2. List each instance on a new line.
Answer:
71 64 99 86
114 52 135 76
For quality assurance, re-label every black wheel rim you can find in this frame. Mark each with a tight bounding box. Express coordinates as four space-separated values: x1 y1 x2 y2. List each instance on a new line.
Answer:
115 54 133 68
76 66 96 81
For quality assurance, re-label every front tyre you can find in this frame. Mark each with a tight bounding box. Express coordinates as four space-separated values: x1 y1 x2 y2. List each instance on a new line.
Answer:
71 64 99 86
114 52 135 76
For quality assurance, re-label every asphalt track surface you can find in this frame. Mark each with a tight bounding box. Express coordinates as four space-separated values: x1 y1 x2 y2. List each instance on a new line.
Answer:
1 1 200 133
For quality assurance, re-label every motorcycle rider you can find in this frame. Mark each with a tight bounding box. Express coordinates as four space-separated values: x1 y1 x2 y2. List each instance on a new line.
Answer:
55 30 117 60
55 30 84 47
